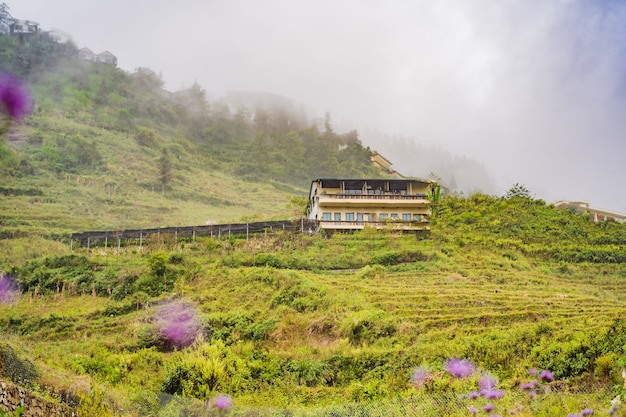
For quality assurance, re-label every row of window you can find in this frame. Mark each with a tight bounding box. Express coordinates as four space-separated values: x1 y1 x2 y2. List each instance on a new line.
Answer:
321 212 423 221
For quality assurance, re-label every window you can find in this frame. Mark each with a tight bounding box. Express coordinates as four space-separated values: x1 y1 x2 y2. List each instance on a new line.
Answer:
402 213 411 221
346 212 355 221
413 214 422 221
366 214 374 221
322 212 331 221
334 212 341 221
379 213 388 220
391 213 399 219
357 213 364 222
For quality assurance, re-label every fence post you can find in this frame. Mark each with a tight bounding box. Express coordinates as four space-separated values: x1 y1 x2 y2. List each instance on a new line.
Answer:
117 238 121 254
105 233 108 250
140 231 143 250
246 223 249 241
193 229 196 242
87 237 90 249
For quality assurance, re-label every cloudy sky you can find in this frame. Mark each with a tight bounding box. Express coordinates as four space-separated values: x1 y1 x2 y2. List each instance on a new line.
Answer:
9 0 626 211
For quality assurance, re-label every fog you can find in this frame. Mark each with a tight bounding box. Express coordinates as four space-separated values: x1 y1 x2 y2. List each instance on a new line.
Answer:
10 0 626 211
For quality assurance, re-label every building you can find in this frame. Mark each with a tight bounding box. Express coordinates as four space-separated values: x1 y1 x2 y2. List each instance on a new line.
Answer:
78 47 118 66
0 4 40 37
307 178 434 232
370 151 402 178
553 200 626 223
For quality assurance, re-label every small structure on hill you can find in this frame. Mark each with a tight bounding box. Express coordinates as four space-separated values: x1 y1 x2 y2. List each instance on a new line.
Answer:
553 200 626 223
78 47 118 66
0 3 40 37
307 178 434 232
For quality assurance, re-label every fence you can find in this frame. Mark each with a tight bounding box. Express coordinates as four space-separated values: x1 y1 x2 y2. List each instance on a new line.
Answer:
70 219 319 249
135 386 619 417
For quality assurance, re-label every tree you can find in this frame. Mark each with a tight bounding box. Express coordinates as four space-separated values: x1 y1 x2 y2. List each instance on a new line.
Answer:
157 147 173 189
504 183 532 199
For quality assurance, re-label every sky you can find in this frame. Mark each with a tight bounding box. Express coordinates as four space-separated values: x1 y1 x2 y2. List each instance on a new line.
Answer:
9 0 626 212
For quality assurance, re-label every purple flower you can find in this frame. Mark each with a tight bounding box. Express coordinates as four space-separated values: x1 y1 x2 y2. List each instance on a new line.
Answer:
528 368 538 375
444 358 475 378
520 380 537 390
482 389 505 400
566 414 580 417
214 394 233 410
468 390 480 400
479 373 498 391
483 402 495 413
155 299 202 348
608 405 619 416
0 72 32 120
468 406 478 414
529 391 537 399
0 274 19 304
539 370 554 381
580 409 593 416
411 365 432 388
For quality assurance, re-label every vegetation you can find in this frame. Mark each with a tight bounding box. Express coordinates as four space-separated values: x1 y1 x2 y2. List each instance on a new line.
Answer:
0 194 624 415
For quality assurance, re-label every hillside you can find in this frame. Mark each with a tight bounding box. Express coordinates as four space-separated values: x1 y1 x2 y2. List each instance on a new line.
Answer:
0 32 383 243
0 194 625 416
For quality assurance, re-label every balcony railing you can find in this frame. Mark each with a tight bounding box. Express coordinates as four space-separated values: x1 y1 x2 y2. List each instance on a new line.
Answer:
322 193 429 200
318 220 430 230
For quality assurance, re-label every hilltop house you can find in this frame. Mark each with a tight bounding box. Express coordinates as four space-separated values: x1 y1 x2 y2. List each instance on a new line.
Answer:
307 178 434 232
553 200 626 223
78 47 118 66
0 4 39 37
370 151 402 178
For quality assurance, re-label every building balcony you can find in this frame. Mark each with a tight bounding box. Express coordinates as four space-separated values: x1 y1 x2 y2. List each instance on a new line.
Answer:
319 220 430 231
318 193 430 207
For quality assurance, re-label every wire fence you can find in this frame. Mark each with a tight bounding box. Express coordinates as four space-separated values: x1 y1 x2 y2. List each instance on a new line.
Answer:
69 219 319 249
137 385 619 417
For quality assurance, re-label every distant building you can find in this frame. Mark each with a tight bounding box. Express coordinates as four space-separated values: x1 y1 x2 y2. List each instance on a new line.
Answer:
307 178 434 232
370 151 403 178
553 200 626 223
77 47 117 66
0 3 40 37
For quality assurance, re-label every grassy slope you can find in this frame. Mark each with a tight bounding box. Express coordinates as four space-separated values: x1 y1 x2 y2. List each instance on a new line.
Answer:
1 196 625 416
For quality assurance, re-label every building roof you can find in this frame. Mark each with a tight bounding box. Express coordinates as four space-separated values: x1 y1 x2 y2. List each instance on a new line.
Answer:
312 177 435 184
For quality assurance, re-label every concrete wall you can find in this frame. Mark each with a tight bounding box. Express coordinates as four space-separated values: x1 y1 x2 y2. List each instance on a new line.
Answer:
0 379 78 417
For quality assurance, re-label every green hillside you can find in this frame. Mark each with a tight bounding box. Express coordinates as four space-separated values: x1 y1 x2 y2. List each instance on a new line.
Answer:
2 33 626 417
0 194 625 416
0 32 381 241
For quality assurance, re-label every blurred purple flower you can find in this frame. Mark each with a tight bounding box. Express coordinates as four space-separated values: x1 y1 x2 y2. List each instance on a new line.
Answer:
155 299 202 348
468 406 478 414
608 405 619 416
483 402 495 413
411 365 432 388
566 414 581 417
468 390 480 400
520 380 537 391
444 358 475 378
580 409 593 416
539 370 554 381
482 389 505 400
528 368 538 375
479 373 498 391
214 394 233 410
0 72 31 120
0 274 19 304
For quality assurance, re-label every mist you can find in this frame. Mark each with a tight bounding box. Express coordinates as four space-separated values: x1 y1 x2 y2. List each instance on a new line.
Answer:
10 0 626 211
